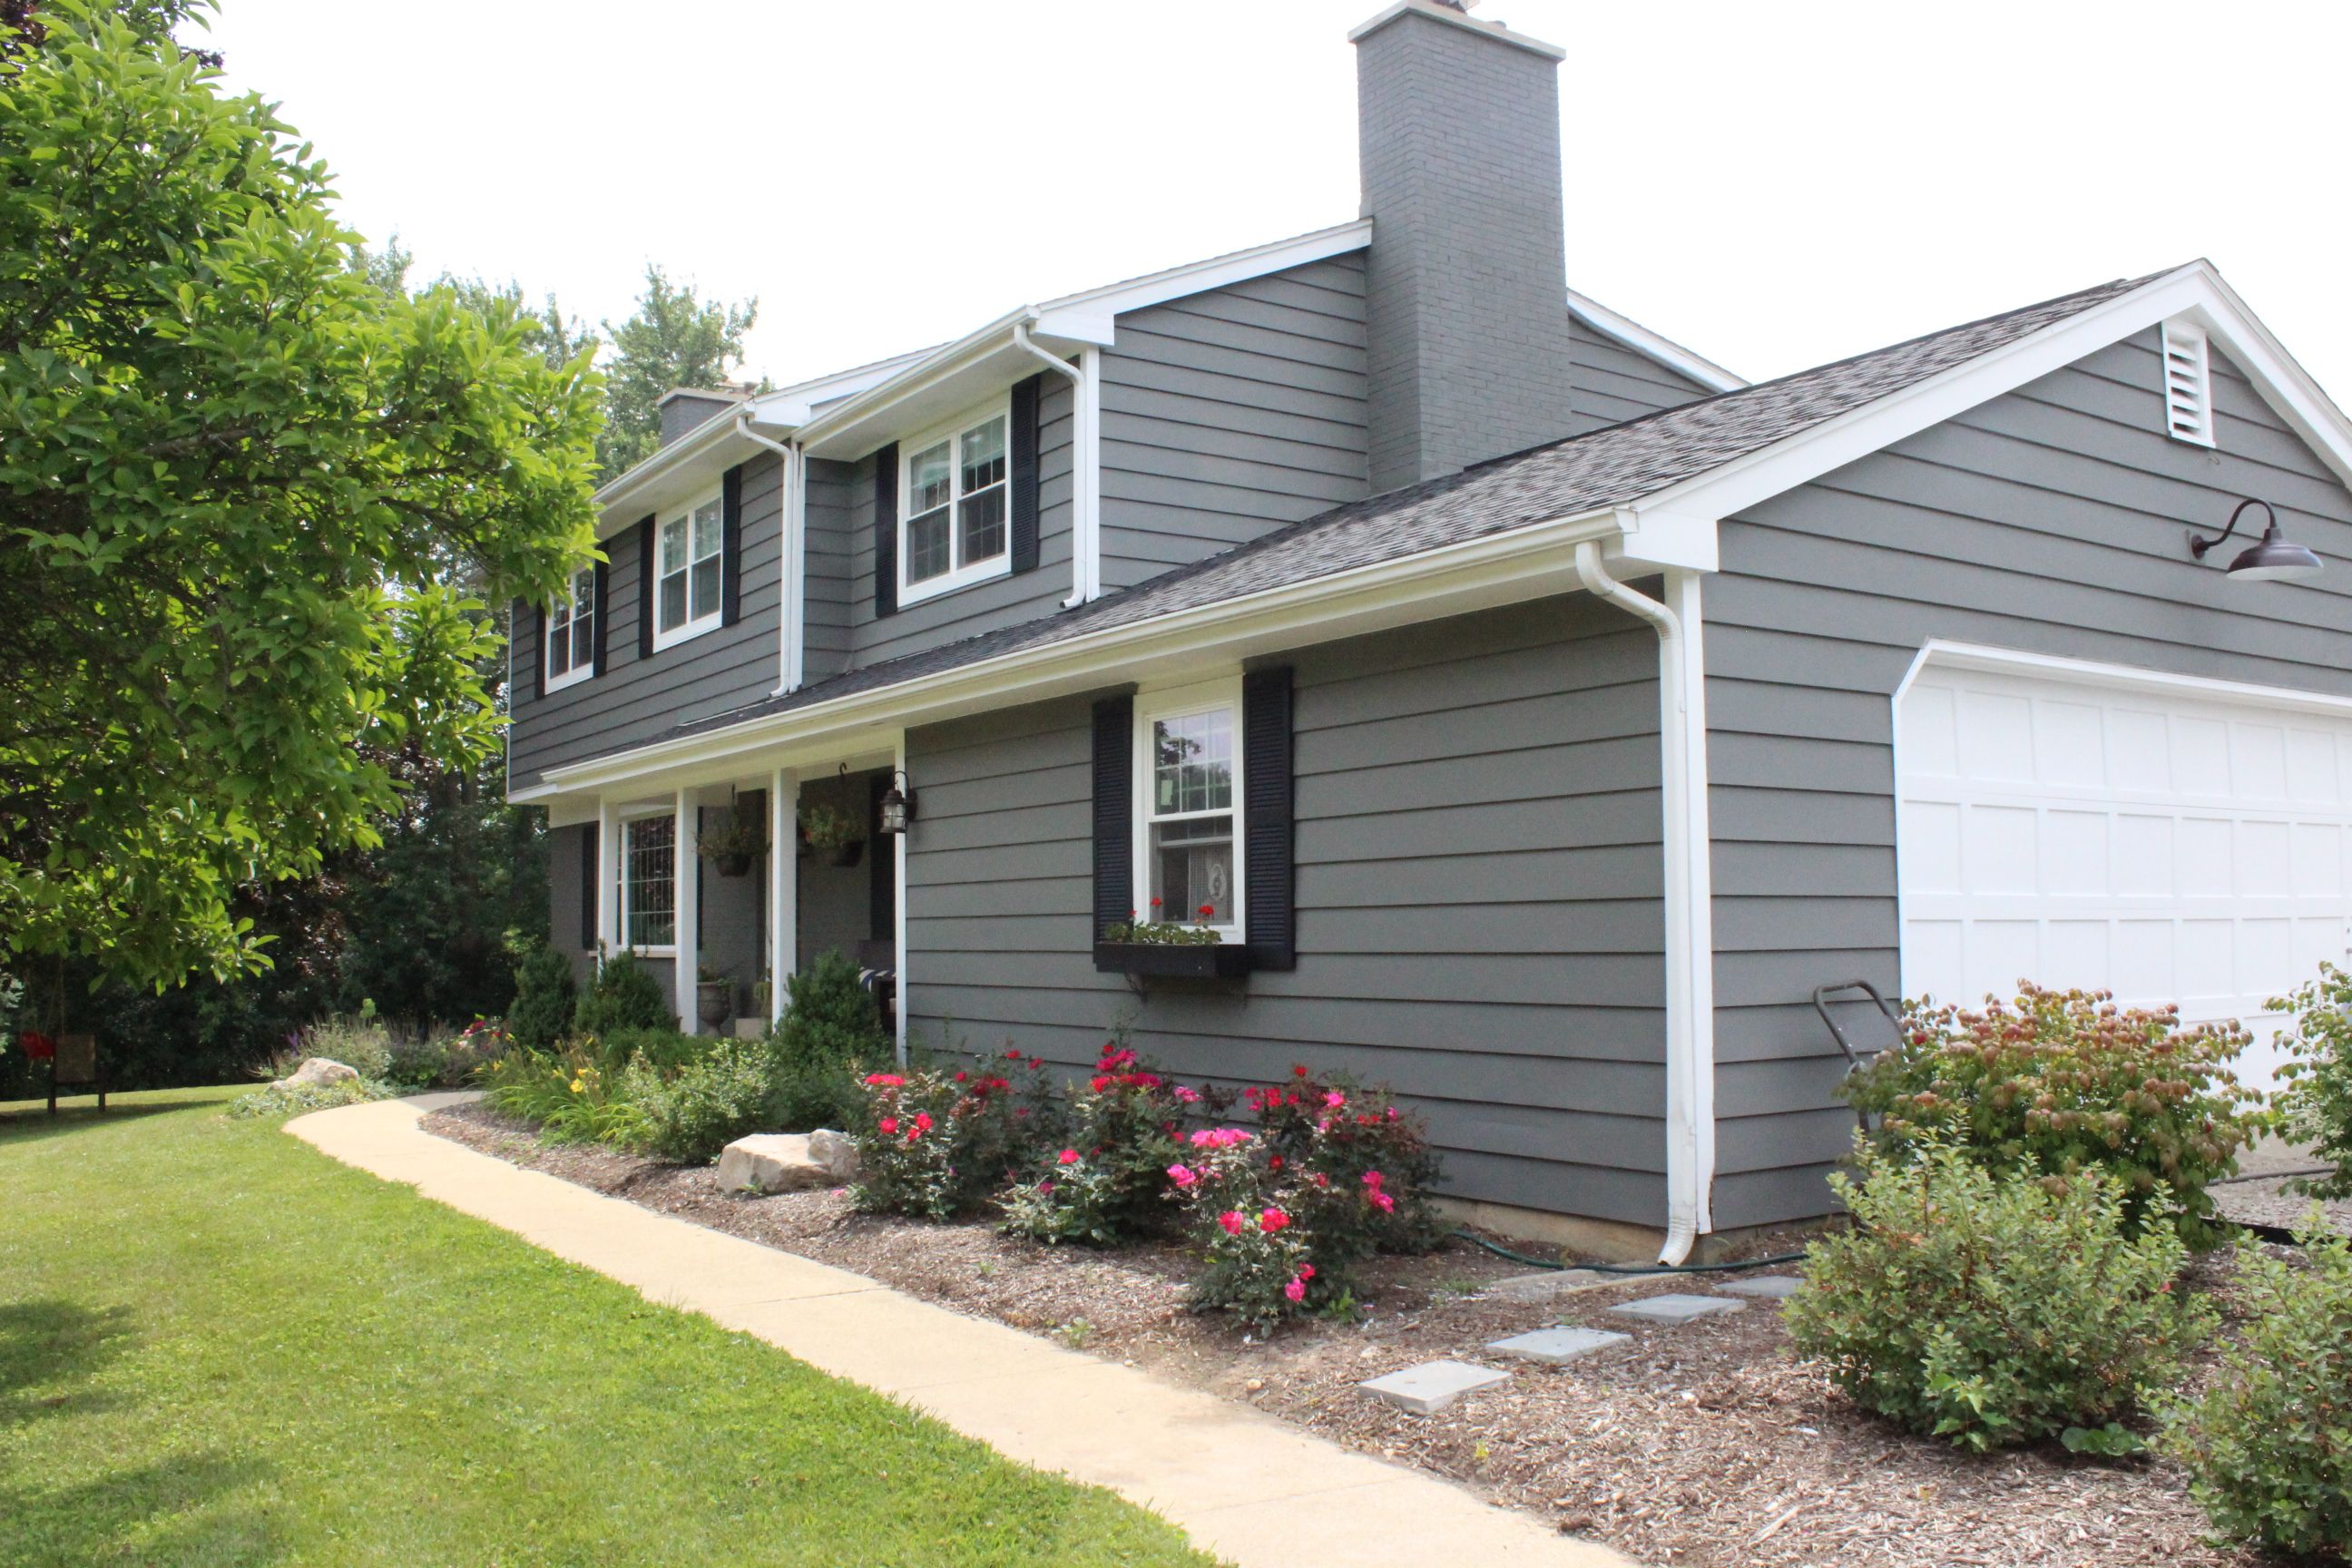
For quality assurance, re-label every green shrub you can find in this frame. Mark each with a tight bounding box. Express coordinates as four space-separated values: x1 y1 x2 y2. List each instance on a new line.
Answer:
225 1076 389 1120
1000 1039 1191 1246
290 1013 394 1080
590 1024 711 1078
1785 1141 2211 1451
574 950 671 1037
1844 984 2263 1246
623 1038 778 1162
775 950 885 1063
2160 1220 2352 1558
507 944 579 1052
2269 963 2352 1200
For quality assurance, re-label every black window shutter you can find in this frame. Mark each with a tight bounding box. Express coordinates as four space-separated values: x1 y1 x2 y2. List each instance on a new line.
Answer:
590 558 609 676
720 462 744 626
1091 693 1135 944
635 514 656 659
1242 667 1297 971
1009 373 1042 575
531 601 547 701
872 442 898 619
578 825 598 949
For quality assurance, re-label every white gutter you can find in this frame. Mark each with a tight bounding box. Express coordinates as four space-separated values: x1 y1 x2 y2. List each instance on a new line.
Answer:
1011 321 1101 606
1573 539 1717 1266
732 411 805 696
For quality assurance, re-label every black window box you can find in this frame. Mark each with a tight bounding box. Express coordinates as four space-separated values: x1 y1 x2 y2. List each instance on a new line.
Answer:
1093 942 1254 979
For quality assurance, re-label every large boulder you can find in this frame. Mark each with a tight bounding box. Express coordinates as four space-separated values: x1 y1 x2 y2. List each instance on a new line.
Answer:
807 1128 861 1182
286 1057 358 1087
715 1133 830 1194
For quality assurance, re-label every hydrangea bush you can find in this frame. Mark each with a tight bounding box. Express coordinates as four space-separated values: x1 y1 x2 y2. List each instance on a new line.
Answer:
1786 1139 2211 1451
1844 983 2264 1246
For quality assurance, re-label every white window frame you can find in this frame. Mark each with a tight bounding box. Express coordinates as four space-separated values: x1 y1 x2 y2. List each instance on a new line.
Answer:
618 807 679 955
897 399 1013 608
1132 677 1246 943
544 564 596 692
652 490 725 651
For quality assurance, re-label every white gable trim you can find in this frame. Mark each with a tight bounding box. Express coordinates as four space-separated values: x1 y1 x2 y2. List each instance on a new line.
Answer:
1564 286 1745 394
1623 262 2352 535
1042 220 1372 321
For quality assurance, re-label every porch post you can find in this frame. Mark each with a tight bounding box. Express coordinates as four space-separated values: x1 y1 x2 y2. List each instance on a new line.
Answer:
768 767 796 1026
673 786 699 1033
596 796 620 961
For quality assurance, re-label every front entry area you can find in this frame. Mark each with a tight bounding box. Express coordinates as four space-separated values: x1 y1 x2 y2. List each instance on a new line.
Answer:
1896 648 2352 1090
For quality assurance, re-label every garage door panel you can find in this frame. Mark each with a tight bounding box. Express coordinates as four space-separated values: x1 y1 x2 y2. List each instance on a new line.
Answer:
1900 660 2352 1093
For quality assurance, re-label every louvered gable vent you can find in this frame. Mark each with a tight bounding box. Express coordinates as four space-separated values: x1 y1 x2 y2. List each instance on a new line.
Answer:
2161 318 2216 447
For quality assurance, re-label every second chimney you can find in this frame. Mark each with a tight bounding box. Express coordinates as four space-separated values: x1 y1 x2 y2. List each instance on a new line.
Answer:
1352 1 1578 492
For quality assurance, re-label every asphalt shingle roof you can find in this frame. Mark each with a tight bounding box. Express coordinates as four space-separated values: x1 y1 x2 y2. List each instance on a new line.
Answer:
672 271 2154 741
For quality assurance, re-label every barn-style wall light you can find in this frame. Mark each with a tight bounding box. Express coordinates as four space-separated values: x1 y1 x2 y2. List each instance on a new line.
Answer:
2188 498 2324 583
877 770 918 835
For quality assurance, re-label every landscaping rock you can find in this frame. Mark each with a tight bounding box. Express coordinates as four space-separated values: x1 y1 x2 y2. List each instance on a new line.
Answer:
286 1057 358 1087
1357 1359 1511 1415
715 1133 829 1194
806 1128 861 1182
1484 1268 1615 1302
1606 1292 1747 1326
1485 1327 1632 1365
1718 1273 1805 1299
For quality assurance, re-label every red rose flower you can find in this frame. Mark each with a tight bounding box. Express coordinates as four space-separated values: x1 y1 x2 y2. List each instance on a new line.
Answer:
1259 1207 1291 1233
1057 1148 1080 1166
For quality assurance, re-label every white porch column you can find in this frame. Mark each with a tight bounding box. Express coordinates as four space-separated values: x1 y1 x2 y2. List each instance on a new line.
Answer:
893 730 909 1066
768 768 797 1026
673 786 699 1033
595 796 620 961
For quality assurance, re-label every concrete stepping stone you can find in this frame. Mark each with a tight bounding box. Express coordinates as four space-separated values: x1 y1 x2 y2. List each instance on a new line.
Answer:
1717 1273 1804 1299
1606 1292 1746 1326
1485 1269 1614 1302
1358 1359 1512 1415
1485 1327 1631 1366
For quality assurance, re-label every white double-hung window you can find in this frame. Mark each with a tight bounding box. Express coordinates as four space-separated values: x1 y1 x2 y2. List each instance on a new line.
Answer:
900 404 1009 603
1134 681 1243 937
654 493 724 648
620 811 677 951
544 564 595 690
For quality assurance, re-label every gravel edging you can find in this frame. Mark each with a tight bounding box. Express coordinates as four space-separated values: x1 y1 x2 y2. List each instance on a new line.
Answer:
422 1104 2264 1568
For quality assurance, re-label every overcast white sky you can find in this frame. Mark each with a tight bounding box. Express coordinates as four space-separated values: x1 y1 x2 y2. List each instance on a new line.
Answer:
204 0 2351 400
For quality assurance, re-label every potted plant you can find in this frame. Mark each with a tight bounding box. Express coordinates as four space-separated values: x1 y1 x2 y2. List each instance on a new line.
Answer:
800 801 865 867
695 964 734 1031
1094 903 1253 979
699 805 769 877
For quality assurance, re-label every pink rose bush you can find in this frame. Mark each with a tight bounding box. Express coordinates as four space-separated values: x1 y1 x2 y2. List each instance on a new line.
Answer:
998 1034 1226 1246
850 1054 1046 1220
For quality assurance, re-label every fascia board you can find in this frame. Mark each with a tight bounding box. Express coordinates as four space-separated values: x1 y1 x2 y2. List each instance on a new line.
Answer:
532 506 1623 797
1564 286 1745 394
1039 220 1373 319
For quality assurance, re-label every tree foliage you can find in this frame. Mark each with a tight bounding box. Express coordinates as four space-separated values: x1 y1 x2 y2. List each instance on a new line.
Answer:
596 265 758 479
0 3 601 987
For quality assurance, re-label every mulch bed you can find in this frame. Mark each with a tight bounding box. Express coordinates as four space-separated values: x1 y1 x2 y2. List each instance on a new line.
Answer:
422 1102 2266 1568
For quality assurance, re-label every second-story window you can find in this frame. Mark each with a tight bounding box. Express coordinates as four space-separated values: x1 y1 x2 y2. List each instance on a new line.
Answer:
544 564 595 691
655 493 724 648
900 405 1009 604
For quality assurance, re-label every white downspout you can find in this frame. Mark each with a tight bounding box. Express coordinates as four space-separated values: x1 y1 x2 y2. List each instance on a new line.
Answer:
734 412 804 696
1010 321 1099 607
1573 540 1717 1266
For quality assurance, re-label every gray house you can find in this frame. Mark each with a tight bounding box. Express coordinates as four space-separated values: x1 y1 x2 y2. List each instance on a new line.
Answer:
508 0 2352 1260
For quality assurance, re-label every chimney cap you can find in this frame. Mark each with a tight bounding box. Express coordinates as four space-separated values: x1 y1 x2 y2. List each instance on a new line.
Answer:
1347 0 1564 61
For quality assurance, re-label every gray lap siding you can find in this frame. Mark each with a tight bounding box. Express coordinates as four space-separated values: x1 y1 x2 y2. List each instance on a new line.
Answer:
508 451 786 793
1705 329 2352 1229
1565 317 1710 435
903 593 1671 1225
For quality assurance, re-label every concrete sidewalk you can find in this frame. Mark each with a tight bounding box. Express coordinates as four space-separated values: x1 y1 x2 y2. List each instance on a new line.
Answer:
290 1097 1632 1568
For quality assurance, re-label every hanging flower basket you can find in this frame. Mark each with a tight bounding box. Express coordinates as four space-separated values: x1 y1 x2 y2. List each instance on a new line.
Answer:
17 1030 56 1062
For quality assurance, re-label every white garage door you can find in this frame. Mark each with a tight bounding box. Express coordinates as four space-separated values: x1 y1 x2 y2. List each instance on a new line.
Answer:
1897 652 2352 1090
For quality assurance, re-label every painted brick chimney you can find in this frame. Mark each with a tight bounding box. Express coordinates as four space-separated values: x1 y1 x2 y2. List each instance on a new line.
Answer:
1352 0 1578 493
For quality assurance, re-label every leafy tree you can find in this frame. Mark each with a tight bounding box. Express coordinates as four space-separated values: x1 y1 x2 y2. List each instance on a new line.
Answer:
0 4 601 989
596 265 758 479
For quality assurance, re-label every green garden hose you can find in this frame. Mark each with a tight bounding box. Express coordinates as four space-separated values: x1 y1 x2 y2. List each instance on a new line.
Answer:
1453 1228 1808 1276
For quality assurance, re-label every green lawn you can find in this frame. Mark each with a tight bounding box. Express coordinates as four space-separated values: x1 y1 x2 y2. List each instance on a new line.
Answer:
0 1088 1216 1567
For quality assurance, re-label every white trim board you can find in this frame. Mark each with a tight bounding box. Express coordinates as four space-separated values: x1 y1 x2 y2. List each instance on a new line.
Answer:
1564 286 1744 394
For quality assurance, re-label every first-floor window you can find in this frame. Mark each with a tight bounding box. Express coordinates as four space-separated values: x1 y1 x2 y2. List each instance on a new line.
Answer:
622 813 676 949
655 494 723 645
1137 688 1241 935
545 564 595 688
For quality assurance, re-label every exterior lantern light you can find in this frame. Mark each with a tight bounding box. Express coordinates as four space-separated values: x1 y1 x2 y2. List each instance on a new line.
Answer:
877 770 917 835
2188 497 2324 583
